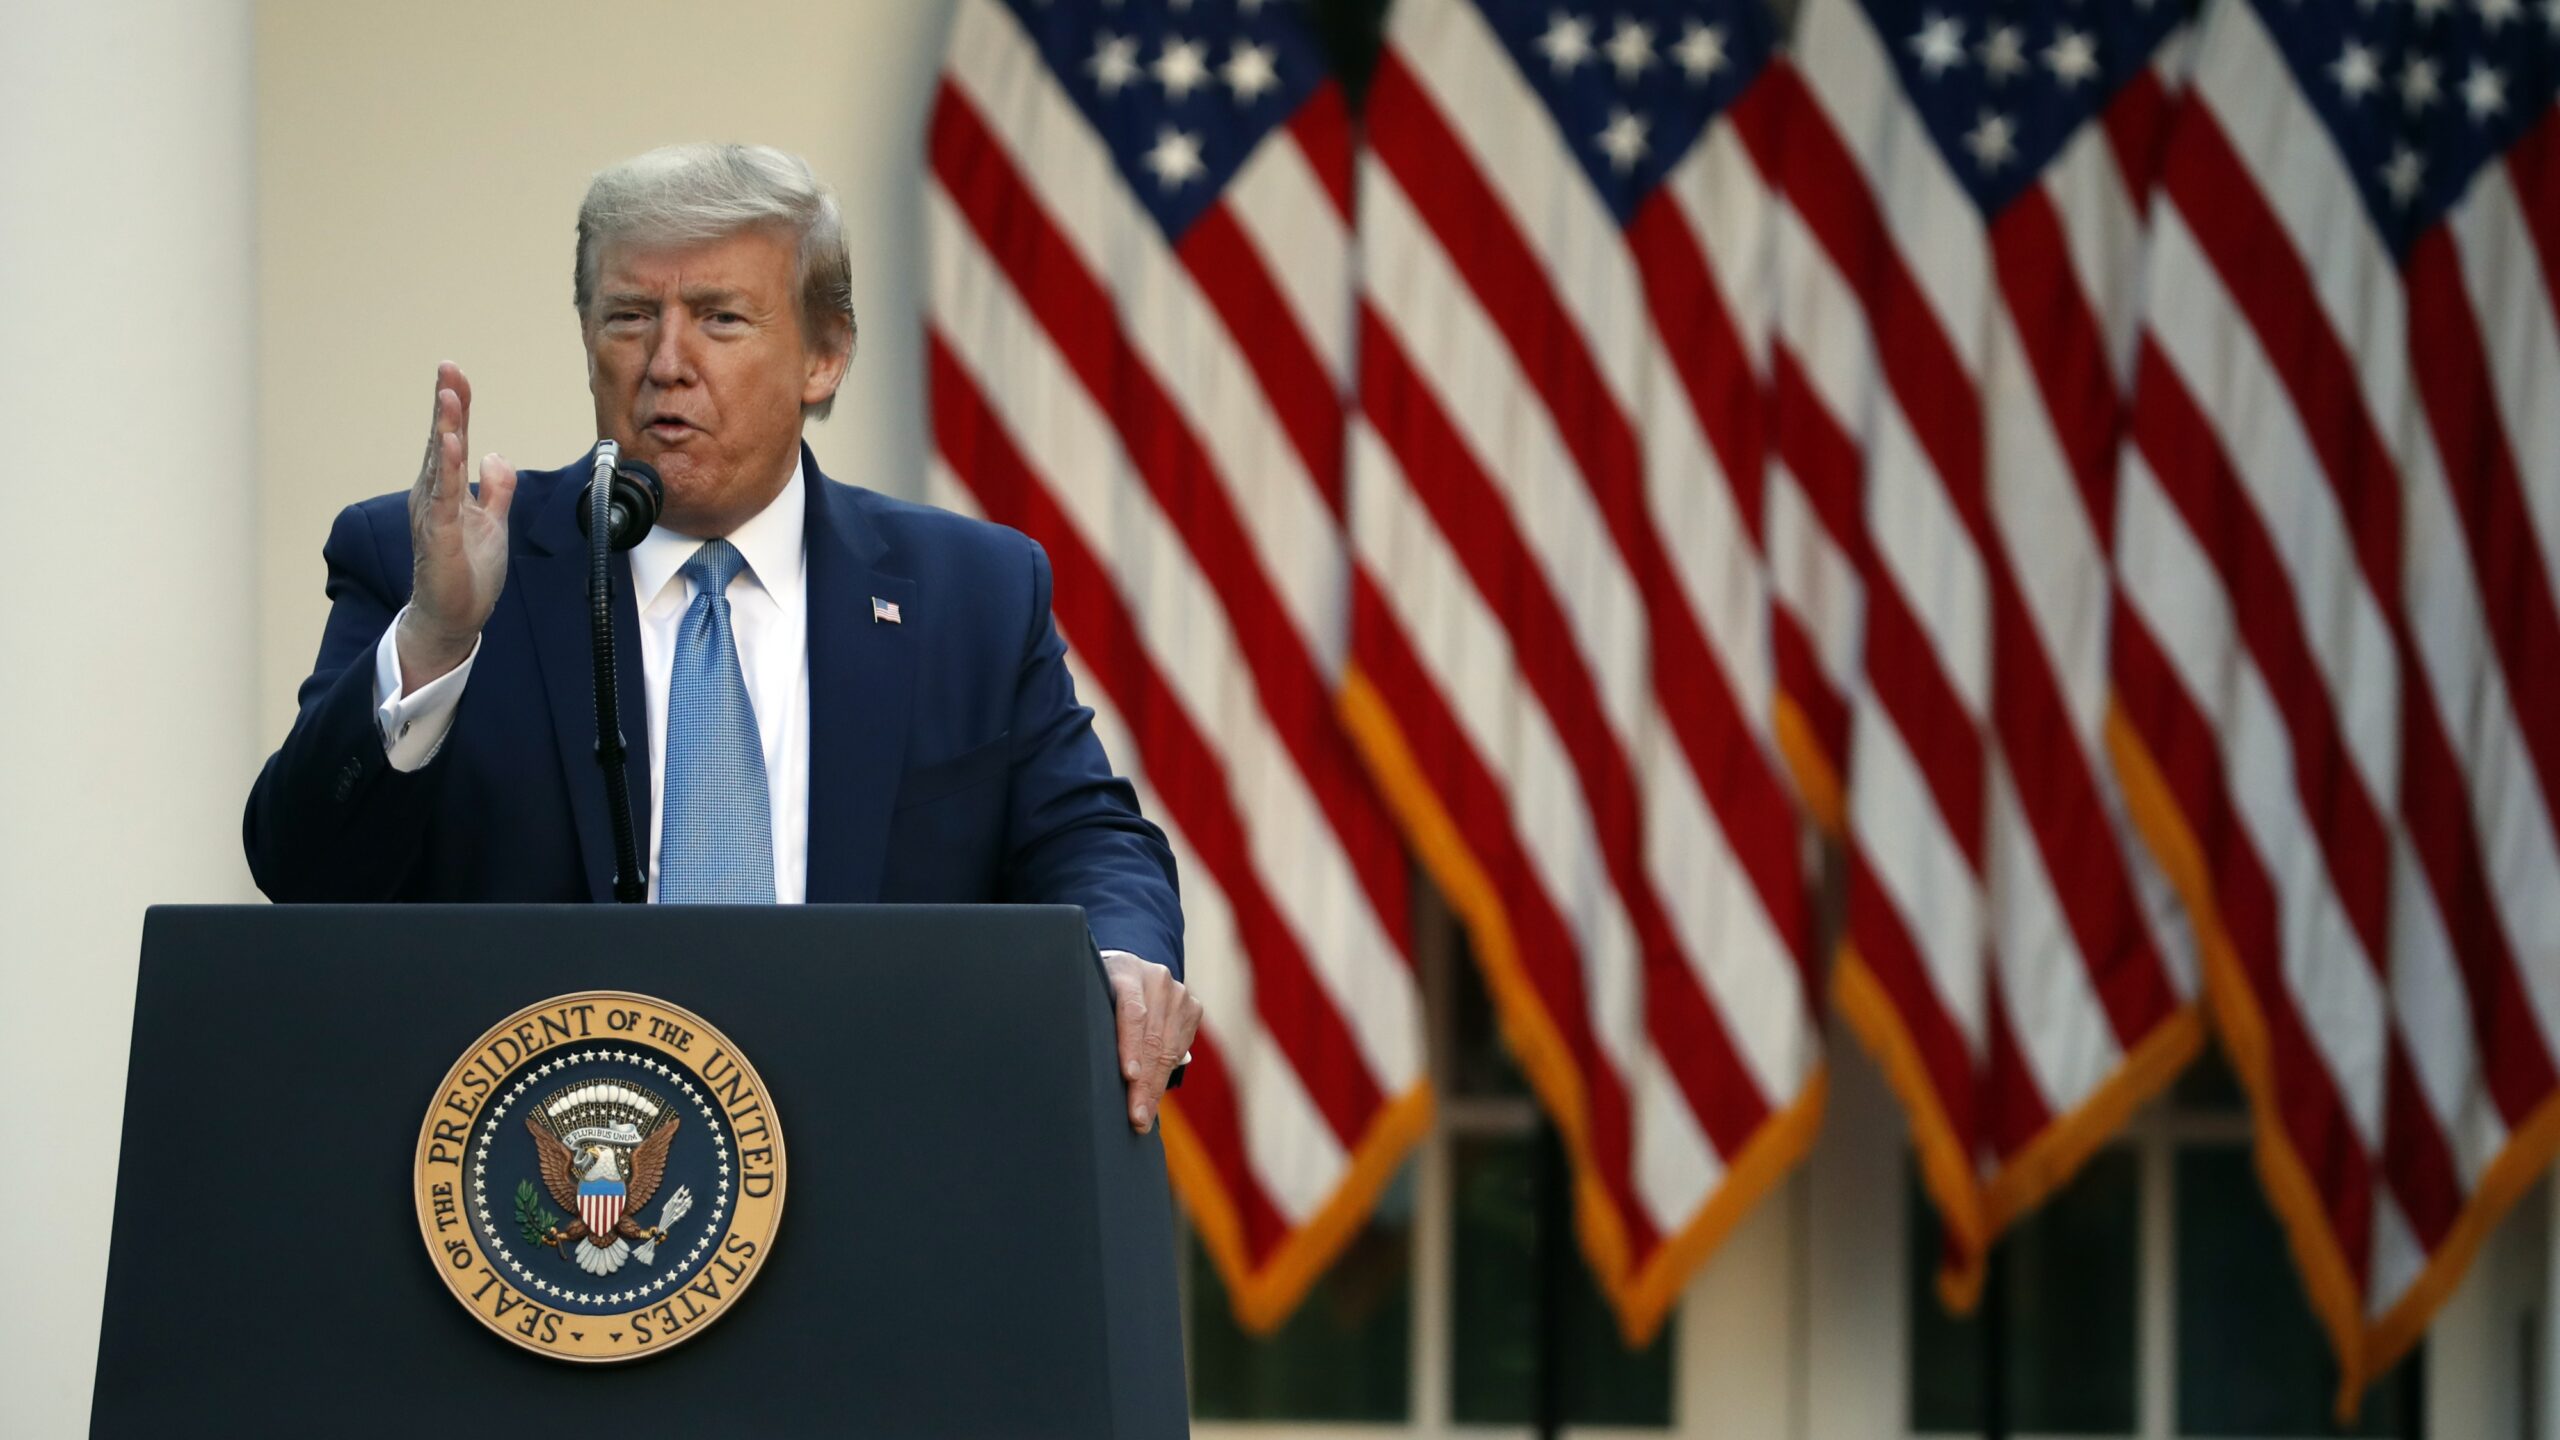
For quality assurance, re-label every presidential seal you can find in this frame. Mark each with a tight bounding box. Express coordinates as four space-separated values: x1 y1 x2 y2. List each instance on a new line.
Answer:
413 992 786 1362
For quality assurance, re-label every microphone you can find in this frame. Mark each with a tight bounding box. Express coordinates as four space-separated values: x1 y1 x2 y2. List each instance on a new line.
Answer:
576 439 665 551
579 438 660 903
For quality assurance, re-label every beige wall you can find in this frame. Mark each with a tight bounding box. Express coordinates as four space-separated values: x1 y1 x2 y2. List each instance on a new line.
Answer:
256 0 950 743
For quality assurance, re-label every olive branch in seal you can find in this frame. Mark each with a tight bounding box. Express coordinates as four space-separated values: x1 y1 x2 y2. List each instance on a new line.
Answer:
515 1179 564 1246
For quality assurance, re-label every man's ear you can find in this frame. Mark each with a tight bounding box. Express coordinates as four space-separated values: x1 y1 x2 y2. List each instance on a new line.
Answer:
803 318 854 407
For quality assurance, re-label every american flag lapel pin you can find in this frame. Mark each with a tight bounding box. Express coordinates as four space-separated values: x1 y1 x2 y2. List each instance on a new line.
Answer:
872 596 902 625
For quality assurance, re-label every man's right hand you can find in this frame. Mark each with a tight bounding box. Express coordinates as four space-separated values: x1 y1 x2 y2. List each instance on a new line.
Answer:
398 362 518 693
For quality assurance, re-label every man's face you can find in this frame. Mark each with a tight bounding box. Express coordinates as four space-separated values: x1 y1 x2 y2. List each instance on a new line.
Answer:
584 226 848 537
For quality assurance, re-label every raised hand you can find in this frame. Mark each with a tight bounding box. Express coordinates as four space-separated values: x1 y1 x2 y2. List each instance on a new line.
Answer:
397 362 518 691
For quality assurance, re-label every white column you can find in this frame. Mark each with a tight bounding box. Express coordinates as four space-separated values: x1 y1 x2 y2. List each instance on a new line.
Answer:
1804 1031 1910 1439
0 3 258 1434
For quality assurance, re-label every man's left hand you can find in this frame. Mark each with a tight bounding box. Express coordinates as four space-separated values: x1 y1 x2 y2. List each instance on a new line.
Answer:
1103 952 1202 1135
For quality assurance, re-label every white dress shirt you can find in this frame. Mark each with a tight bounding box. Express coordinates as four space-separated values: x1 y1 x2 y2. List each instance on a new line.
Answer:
373 464 812 901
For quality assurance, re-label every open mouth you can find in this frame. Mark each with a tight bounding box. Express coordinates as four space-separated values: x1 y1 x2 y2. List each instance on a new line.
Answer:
644 414 698 442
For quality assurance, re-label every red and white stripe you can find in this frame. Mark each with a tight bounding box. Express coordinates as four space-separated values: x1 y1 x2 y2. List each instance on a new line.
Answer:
1768 0 2202 1306
2108 0 2560 1409
1344 0 1823 1341
926 0 1429 1331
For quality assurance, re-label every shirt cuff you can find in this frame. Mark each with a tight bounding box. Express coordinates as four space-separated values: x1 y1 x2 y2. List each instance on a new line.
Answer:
373 605 479 772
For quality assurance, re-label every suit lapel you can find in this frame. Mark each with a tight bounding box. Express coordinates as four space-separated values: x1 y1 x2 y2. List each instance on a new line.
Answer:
803 449 915 903
517 459 654 902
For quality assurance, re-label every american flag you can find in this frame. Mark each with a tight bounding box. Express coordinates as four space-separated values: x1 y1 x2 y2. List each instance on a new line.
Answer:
1343 0 1825 1340
1767 0 2205 1309
925 0 1431 1329
2107 0 2560 1411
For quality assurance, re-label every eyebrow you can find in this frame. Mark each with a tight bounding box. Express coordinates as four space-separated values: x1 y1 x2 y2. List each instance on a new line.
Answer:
594 286 758 312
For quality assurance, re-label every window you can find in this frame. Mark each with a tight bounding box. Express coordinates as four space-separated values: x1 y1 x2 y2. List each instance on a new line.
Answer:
1907 1052 2423 1439
1183 889 1675 1428
1187 1173 1416 1423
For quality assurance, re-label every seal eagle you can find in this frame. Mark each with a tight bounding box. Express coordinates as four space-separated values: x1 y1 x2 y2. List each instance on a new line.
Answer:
526 1112 679 1275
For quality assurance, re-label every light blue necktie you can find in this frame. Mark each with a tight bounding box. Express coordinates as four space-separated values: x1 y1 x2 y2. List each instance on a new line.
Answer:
657 539 776 903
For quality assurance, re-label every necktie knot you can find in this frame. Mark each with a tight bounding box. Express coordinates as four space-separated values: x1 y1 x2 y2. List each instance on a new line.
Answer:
681 538 748 599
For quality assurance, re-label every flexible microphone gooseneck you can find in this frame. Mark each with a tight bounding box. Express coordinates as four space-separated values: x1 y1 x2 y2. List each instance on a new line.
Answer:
581 440 664 903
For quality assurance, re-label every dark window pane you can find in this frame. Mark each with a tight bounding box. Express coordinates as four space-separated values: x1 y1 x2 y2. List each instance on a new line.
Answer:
1186 1164 1414 1421
2176 1145 2418 1437
1909 1149 2140 1434
2173 1045 2250 1113
1449 923 1532 1100
1450 1130 1673 1426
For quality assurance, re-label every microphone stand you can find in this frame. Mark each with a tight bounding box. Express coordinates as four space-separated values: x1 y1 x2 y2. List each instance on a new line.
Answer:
583 441 662 904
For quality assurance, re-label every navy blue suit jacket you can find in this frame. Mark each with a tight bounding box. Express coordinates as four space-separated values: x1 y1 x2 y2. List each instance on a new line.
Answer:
244 446 1183 976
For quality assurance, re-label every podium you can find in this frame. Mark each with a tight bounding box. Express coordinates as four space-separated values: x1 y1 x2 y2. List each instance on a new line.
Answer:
91 905 1188 1438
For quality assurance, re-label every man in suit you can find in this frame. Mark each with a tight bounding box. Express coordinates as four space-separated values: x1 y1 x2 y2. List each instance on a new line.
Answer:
246 144 1195 1134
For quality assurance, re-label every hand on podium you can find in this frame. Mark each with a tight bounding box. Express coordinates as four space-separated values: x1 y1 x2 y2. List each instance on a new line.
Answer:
398 360 517 693
1104 950 1201 1135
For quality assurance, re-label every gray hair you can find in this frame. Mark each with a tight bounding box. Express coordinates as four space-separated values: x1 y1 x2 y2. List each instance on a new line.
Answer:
574 143 857 420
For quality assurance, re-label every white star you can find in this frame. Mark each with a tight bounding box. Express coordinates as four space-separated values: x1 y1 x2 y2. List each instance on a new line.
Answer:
582 1050 596 1062
1671 22 1728 81
2462 61 2507 118
1910 14 1967 77
2330 40 2382 101
1537 12 1594 73
538 1061 554 1075
1085 31 1136 92
1978 25 2027 82
2479 0 2523 26
1154 36 1212 100
2382 144 2425 204
1223 40 1280 102
1604 17 1656 82
719 1177 731 1191
2037 26 2099 87
2401 55 2440 111
1596 106 1649 171
1143 127 1206 189
611 1050 627 1062
1965 109 2018 170
478 1208 491 1222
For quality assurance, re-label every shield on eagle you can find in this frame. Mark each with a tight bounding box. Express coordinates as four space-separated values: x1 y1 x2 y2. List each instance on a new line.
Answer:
578 1171 627 1236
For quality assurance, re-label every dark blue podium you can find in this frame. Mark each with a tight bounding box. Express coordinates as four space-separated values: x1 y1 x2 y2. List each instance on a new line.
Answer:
91 904 1188 1438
